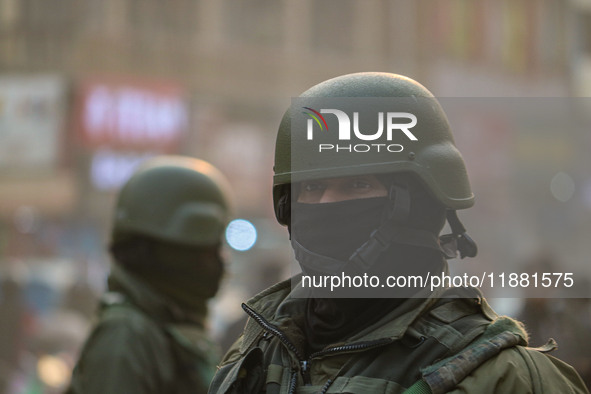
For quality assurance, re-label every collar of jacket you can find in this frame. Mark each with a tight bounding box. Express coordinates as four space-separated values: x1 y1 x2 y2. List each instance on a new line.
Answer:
240 275 454 355
107 264 206 327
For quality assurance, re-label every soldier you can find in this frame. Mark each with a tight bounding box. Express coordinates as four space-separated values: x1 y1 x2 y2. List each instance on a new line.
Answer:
209 73 589 393
67 156 231 394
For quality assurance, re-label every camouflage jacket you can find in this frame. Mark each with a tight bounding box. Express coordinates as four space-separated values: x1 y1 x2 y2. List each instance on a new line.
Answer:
209 278 589 394
66 265 219 394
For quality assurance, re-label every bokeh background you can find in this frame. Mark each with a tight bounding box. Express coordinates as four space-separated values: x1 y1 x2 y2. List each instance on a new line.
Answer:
1 0 591 392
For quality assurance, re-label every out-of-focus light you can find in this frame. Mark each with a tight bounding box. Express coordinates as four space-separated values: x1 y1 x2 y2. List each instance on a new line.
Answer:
90 149 153 191
37 354 70 388
225 219 257 251
550 172 575 202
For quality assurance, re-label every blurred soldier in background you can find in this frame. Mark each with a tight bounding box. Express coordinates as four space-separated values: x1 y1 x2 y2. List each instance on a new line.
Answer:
209 73 589 393
66 156 231 394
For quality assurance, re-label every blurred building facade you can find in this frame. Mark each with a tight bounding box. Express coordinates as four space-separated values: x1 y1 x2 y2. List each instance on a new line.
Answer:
1 0 591 392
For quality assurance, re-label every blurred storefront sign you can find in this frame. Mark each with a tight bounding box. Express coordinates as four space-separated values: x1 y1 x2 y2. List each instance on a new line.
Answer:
89 148 154 191
73 76 189 191
0 75 67 173
0 75 73 217
74 76 188 152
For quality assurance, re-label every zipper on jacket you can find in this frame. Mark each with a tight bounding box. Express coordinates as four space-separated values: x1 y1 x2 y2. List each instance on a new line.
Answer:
242 303 394 388
320 379 333 394
307 337 393 360
242 303 312 386
242 303 305 360
300 360 311 385
288 370 298 394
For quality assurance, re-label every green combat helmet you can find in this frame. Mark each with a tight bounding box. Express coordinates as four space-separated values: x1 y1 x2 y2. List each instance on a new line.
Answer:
112 155 231 247
273 72 477 265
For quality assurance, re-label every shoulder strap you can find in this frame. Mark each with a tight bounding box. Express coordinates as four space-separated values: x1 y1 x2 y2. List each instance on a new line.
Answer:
403 296 526 394
403 331 521 394
420 330 521 394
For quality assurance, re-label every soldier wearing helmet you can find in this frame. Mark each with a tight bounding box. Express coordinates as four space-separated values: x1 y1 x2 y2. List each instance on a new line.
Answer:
67 156 231 394
209 73 589 393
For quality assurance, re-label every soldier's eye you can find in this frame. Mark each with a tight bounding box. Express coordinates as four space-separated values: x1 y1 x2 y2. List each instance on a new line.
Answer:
351 180 371 189
303 182 324 192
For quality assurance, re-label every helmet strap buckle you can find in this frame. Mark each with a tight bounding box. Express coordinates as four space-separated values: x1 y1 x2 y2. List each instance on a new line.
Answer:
439 210 478 259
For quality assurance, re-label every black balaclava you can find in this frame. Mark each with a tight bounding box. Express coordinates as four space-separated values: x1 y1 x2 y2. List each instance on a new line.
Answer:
110 237 224 316
289 176 447 353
